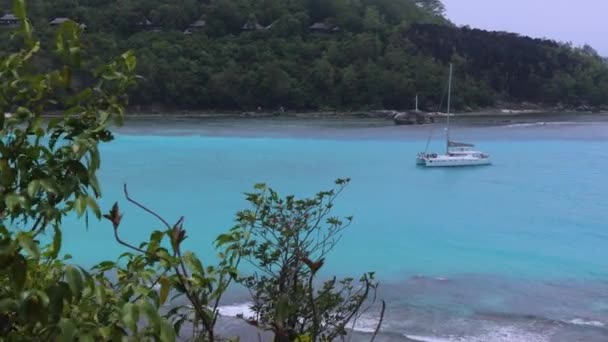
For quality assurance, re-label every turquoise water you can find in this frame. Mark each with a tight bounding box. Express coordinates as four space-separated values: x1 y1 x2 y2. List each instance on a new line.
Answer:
60 118 608 341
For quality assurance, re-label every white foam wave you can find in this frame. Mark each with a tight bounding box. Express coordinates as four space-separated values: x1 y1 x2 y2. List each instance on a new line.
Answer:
405 335 455 342
217 302 383 333
350 315 381 333
566 318 605 327
217 303 552 342
217 302 255 319
405 326 550 342
505 121 578 128
500 109 541 114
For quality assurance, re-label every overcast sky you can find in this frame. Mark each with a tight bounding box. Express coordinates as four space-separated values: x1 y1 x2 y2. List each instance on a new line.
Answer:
441 0 608 56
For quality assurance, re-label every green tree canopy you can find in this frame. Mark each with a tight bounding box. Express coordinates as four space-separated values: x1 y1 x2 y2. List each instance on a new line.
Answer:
1 0 606 112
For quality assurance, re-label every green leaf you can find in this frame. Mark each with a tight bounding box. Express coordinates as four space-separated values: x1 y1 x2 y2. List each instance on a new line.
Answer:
183 251 204 276
295 335 312 342
12 0 26 19
21 290 50 323
39 179 59 194
150 230 164 245
122 51 137 71
98 111 110 125
94 283 106 306
65 266 84 298
50 225 62 259
122 302 139 333
0 298 17 311
58 319 77 342
79 333 95 342
30 116 43 135
4 193 25 211
198 307 214 325
160 319 176 342
110 326 127 340
158 276 171 305
215 233 235 246
89 173 101 197
98 326 112 339
74 195 86 217
85 196 101 219
270 190 279 201
254 183 267 190
27 180 40 197
93 260 115 272
17 233 40 258
140 300 160 331
47 283 68 322
11 254 27 292
275 293 290 324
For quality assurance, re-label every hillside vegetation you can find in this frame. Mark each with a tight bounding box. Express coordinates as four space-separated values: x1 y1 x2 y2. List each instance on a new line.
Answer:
1 0 607 112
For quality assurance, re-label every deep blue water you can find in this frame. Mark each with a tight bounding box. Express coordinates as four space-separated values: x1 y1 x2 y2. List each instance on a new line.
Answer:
60 118 608 341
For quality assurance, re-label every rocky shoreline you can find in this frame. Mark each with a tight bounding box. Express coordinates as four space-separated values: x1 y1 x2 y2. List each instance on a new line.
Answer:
121 103 607 118
181 314 424 342
31 105 607 128
115 108 608 126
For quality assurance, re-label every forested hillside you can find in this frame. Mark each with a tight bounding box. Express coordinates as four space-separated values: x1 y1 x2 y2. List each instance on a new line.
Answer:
1 0 607 111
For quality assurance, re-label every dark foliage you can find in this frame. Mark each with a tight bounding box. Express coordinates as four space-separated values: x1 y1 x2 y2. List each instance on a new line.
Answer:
1 0 606 111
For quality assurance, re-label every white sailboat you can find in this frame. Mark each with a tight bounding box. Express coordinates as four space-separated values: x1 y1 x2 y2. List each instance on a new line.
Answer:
416 64 491 167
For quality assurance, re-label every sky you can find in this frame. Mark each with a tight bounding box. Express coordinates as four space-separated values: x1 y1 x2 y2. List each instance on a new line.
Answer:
442 0 608 56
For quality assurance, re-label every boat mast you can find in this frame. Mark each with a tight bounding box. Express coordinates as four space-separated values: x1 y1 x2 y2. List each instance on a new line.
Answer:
446 63 453 154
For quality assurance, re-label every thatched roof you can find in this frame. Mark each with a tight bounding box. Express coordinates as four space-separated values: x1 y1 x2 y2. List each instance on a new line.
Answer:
137 19 151 26
189 19 206 28
0 13 18 21
49 17 70 25
242 20 265 30
309 22 331 30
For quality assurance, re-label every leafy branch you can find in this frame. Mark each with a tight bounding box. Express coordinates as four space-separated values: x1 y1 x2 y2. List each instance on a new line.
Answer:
103 184 244 341
233 179 385 342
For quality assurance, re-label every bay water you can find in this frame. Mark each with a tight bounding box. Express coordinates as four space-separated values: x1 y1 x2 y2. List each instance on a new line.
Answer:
60 117 608 341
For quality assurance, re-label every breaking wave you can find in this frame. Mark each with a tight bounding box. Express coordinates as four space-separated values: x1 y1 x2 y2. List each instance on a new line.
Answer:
505 121 579 128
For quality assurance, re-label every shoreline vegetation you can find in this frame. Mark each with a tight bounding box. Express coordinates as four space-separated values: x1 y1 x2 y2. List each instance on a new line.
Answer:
3 1 608 113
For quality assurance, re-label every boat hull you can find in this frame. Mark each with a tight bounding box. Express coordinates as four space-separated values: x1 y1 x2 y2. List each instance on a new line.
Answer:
418 157 492 167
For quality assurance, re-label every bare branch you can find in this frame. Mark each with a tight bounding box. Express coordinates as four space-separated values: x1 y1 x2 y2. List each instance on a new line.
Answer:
370 300 386 342
328 276 375 341
29 214 44 233
123 183 171 229
113 224 149 255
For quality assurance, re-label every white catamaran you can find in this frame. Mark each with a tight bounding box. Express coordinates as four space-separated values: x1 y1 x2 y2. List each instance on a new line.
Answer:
416 64 492 167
